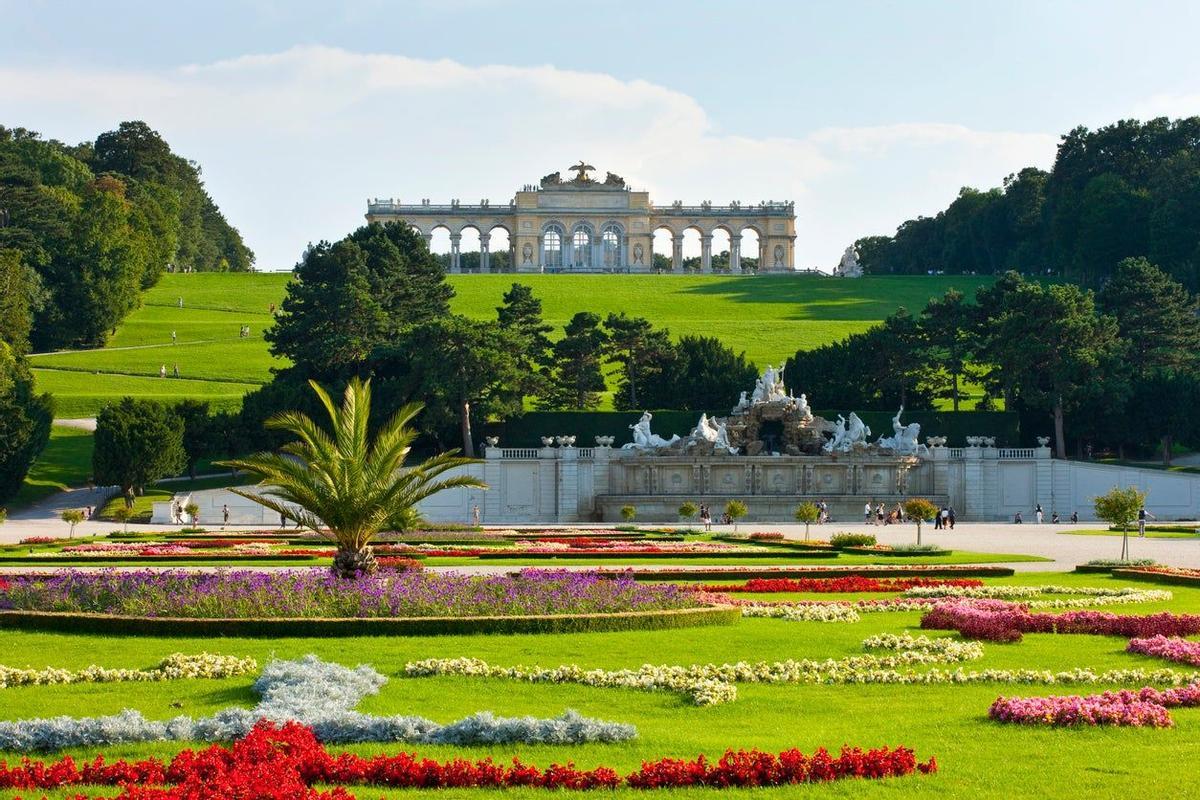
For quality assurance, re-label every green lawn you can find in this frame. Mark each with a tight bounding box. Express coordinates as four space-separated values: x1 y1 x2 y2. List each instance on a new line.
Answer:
29 272 993 418
1058 528 1200 539
1 571 1197 798
6 425 94 510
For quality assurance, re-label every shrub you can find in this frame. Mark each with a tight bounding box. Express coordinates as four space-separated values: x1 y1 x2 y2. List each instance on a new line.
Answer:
724 500 748 532
677 501 698 521
60 509 85 539
794 502 820 540
830 532 877 549
620 505 637 523
902 498 939 545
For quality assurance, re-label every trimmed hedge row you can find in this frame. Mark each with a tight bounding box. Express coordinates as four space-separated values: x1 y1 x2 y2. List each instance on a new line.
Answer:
482 409 1020 449
841 547 953 557
475 549 838 560
621 565 1015 580
1111 568 1200 587
0 605 740 638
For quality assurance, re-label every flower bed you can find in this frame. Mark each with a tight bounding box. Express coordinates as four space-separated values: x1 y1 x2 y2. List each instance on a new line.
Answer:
0 721 936 795
0 569 702 619
701 577 983 594
1113 566 1200 587
989 683 1200 727
921 600 1200 642
842 545 953 557
1127 635 1200 667
621 565 1016 581
0 653 256 689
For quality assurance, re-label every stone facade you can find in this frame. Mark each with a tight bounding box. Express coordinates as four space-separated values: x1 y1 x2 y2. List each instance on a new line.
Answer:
364 163 797 273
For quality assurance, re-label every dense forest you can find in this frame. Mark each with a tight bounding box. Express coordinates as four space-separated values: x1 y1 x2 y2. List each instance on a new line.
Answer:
857 117 1200 289
0 121 254 350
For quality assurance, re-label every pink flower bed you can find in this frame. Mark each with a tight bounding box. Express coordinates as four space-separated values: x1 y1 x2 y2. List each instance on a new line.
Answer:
1127 635 1200 667
989 683 1200 727
921 600 1200 643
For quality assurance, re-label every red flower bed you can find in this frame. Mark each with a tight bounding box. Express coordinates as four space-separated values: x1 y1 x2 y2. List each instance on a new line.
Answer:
18 536 58 545
702 577 983 594
279 549 335 557
173 539 266 549
376 557 423 571
921 600 1200 642
0 722 936 797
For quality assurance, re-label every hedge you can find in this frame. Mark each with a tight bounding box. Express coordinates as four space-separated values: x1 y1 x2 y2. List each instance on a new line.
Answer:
618 565 1015 580
841 547 953 557
482 409 1019 449
0 605 739 638
1111 568 1200 588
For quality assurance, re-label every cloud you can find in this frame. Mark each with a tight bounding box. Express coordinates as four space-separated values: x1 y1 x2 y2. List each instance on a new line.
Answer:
0 46 1058 269
1133 93 1200 119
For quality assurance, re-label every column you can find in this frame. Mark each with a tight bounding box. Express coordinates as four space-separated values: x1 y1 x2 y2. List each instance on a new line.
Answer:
700 234 713 273
449 233 461 273
479 232 490 273
671 234 683 271
422 233 433 252
730 234 742 273
557 446 579 522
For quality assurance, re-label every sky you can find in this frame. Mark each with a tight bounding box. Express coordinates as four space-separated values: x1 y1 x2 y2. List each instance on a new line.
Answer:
2 0 1199 271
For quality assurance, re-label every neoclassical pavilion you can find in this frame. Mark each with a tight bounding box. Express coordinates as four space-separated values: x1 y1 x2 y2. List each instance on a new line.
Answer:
365 163 796 273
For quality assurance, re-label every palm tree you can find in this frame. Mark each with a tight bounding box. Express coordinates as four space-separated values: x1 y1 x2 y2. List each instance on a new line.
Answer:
219 378 485 577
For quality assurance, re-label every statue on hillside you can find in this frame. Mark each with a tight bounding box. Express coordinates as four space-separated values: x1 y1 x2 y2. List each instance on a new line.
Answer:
622 411 681 450
834 244 863 277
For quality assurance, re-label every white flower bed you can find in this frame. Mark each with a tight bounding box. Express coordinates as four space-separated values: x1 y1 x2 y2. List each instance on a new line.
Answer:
406 633 1200 706
903 585 1172 608
0 653 257 689
740 603 862 623
0 655 635 751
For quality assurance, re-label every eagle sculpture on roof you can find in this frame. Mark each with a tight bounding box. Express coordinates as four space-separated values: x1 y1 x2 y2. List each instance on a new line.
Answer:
568 161 596 182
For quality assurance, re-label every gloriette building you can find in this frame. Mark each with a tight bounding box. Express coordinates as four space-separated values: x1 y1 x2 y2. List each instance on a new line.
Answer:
365 162 796 273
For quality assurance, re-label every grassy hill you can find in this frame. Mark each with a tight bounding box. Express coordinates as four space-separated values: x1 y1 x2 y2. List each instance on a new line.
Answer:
30 272 992 418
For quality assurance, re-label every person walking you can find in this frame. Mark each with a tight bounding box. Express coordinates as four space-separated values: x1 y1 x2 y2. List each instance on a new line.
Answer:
700 504 712 532
934 506 944 530
875 502 884 526
171 330 177 345
1070 511 1079 525
172 363 179 378
864 500 873 524
177 297 184 308
948 506 956 530
471 504 481 526
159 364 167 378
940 506 950 529
1035 503 1044 524
279 510 287 528
1014 511 1024 524
1138 505 1156 537
221 504 230 529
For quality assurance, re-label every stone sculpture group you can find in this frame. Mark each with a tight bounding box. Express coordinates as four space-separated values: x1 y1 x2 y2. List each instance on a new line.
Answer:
621 365 928 458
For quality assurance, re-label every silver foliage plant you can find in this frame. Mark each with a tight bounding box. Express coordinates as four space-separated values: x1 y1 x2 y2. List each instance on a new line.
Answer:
0 655 636 751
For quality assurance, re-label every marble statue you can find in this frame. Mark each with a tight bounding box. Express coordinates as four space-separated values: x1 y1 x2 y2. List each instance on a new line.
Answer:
834 244 863 278
484 436 500 448
622 411 681 450
733 390 750 414
876 406 922 455
795 392 812 419
750 364 789 404
823 412 872 454
711 418 737 454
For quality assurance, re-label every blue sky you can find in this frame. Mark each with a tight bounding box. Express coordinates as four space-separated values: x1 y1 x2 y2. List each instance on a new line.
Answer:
3 0 1199 269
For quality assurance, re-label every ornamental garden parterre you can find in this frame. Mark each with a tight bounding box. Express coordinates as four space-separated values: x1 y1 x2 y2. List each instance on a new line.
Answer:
3 558 1200 799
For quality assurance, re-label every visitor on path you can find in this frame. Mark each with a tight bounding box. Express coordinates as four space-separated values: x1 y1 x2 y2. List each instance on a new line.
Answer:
1070 511 1079 524
171 330 177 345
170 500 179 524
279 511 287 528
875 502 884 526
864 501 873 524
221 504 230 529
819 500 829 523
699 504 712 531
894 503 905 523
1138 506 1156 537
1014 511 1024 524
177 297 183 308
1051 511 1061 524
934 506 945 530
471 504 481 526
948 507 956 529
1035 503 1044 524
159 364 166 378
84 505 92 520
172 363 179 378
269 303 276 314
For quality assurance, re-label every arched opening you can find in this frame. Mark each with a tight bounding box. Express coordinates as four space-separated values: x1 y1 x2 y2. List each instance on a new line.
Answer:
428 225 452 271
710 228 732 273
487 225 511 273
738 227 761 273
652 227 674 272
571 224 593 270
541 224 564 272
457 226 481 273
600 223 624 271
680 228 702 273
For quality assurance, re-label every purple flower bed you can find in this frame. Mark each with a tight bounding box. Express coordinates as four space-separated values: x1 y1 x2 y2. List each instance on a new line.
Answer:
989 684 1200 728
0 569 700 619
921 600 1200 643
1127 635 1200 667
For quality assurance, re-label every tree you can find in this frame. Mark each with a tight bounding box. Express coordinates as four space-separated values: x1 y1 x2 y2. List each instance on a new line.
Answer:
794 502 820 540
267 222 451 377
1098 257 1200 378
981 283 1126 458
184 501 200 526
902 498 939 545
1131 370 1200 465
219 378 484 578
920 290 976 410
173 400 213 479
650 336 757 411
604 313 673 410
678 501 698 523
496 282 552 401
60 508 84 538
0 342 52 506
724 500 748 532
381 316 524 457
1094 485 1147 561
112 505 134 533
92 398 187 506
620 505 637 523
540 312 609 410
